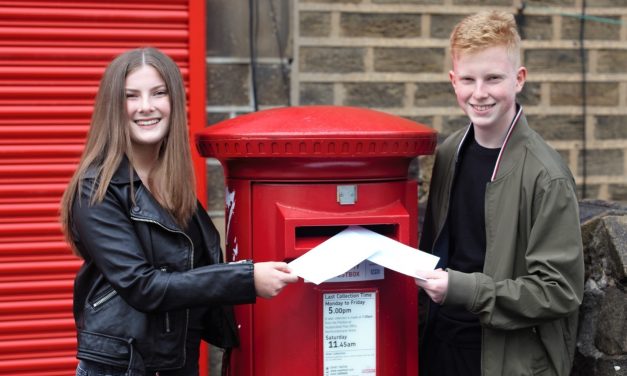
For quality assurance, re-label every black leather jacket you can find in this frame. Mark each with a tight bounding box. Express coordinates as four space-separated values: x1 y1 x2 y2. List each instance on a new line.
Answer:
71 158 256 371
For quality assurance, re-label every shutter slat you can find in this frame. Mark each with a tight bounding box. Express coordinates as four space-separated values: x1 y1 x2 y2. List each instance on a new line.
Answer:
0 26 187 42
0 1 187 10
0 105 93 117
0 299 74 314
0 280 73 295
0 183 67 196
0 351 76 363
0 6 186 21
0 125 87 134
0 86 96 98
0 338 76 354
0 243 69 256
0 202 59 214
0 260 82 274
0 145 83 158
0 356 77 372
0 318 75 333
0 0 199 373
0 164 76 178
0 273 77 285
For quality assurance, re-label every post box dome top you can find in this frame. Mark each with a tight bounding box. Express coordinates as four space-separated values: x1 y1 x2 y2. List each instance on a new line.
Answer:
195 106 436 160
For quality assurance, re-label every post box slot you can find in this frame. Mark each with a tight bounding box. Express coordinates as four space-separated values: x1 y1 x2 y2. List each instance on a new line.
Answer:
294 224 397 254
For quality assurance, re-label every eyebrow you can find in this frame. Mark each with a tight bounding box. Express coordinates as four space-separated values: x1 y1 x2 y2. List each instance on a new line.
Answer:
124 84 167 92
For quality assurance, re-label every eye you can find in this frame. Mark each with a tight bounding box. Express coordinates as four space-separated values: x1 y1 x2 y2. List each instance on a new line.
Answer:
153 89 168 97
125 92 138 99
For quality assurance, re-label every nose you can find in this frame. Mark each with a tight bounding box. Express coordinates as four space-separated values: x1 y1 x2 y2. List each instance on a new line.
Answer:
139 94 154 113
473 81 488 99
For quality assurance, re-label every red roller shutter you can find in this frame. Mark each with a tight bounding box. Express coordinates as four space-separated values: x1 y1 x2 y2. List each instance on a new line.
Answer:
0 1 207 374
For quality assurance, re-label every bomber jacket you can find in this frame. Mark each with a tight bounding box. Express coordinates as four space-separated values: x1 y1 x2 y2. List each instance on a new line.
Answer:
71 157 256 371
420 107 584 376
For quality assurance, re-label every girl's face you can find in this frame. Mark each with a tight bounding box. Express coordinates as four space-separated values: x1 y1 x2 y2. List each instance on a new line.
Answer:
125 65 171 150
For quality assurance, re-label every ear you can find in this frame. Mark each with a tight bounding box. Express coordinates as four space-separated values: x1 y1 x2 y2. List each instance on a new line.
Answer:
515 66 527 93
449 70 456 90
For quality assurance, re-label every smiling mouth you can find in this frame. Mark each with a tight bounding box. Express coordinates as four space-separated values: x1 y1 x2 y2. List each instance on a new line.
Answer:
135 119 160 127
470 104 495 111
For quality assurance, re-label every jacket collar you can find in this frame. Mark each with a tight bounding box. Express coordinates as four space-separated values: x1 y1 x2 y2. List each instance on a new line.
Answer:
82 155 184 231
83 154 143 184
131 185 184 232
114 156 183 232
457 105 531 182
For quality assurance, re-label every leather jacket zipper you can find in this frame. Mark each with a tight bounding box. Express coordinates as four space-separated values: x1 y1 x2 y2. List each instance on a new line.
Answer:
159 266 172 333
130 213 193 363
92 288 117 308
165 312 171 333
130 216 195 270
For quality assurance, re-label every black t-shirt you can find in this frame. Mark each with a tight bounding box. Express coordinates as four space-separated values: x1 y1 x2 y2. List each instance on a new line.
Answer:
435 136 500 347
449 137 500 274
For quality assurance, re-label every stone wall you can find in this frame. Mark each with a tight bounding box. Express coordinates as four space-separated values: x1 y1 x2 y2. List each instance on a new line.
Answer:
292 0 627 203
574 200 627 376
205 2 627 373
205 0 291 216
205 0 627 207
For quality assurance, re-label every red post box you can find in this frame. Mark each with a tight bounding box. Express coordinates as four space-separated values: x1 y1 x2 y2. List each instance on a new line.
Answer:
196 106 436 376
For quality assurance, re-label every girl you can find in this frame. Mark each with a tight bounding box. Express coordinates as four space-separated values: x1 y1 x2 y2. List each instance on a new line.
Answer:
60 47 297 375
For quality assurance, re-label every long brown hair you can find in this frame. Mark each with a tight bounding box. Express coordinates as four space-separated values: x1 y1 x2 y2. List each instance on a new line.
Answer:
60 47 197 256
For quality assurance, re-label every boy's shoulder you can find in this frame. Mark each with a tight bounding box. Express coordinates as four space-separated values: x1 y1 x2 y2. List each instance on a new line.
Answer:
522 127 575 183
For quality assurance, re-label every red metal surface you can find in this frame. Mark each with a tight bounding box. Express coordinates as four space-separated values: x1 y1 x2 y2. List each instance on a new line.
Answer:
196 106 437 375
250 182 418 375
196 105 437 181
188 0 207 205
188 0 208 372
0 1 207 374
196 106 436 157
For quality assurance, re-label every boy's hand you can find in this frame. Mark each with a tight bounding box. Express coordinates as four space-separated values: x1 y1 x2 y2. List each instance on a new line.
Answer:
253 262 299 299
415 268 449 304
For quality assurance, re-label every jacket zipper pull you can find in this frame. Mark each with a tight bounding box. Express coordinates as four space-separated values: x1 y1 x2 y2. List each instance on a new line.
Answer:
159 266 172 333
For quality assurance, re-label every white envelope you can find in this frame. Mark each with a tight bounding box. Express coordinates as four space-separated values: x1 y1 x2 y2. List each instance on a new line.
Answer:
288 225 439 284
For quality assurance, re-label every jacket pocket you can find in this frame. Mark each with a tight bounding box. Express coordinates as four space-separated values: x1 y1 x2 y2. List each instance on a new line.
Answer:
76 330 134 369
528 327 551 375
158 266 175 334
159 311 175 334
89 287 118 312
502 327 553 376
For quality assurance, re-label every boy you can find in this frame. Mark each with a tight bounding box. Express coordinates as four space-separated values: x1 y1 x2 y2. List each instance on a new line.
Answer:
415 11 584 376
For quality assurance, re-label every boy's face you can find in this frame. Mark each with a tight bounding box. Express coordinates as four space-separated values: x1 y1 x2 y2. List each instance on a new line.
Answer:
449 46 526 139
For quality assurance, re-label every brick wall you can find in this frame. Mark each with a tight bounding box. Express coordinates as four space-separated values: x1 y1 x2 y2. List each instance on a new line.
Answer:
205 0 292 215
204 2 626 371
205 0 627 208
292 0 627 202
